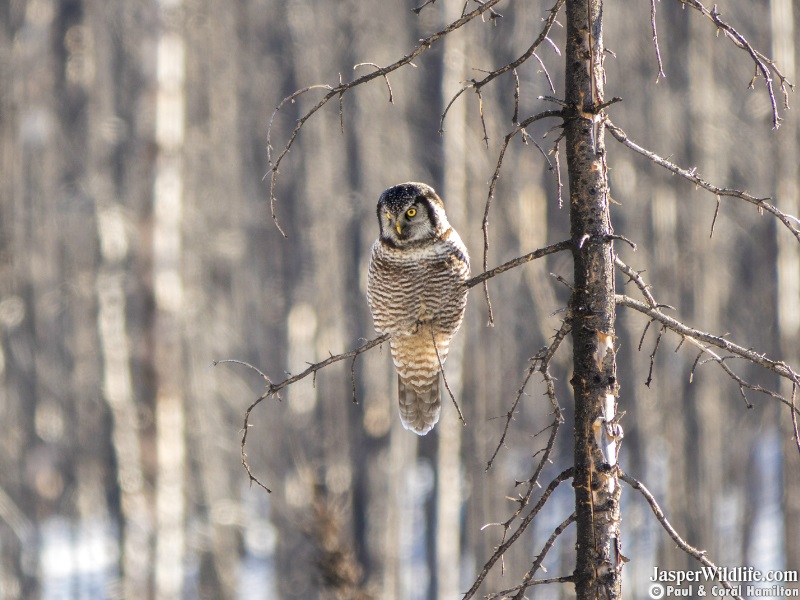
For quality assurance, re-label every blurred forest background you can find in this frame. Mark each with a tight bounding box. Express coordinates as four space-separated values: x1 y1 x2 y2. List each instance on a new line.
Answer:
1 0 798 598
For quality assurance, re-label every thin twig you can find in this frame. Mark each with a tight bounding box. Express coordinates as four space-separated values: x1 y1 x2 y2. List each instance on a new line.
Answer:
645 325 665 388
486 318 570 470
792 384 800 459
621 471 743 600
510 512 577 600
411 0 436 14
552 132 565 208
481 112 566 324
650 0 666 80
606 233 636 250
213 358 273 383
353 63 393 102
533 51 556 94
710 194 721 238
606 119 800 243
486 358 539 469
638 319 654 352
615 257 656 307
476 86 489 146
439 86 469 135
440 0 565 132
431 324 466 425
350 354 358 404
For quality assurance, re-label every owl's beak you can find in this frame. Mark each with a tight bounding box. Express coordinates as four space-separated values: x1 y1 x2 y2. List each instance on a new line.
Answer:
395 221 404 235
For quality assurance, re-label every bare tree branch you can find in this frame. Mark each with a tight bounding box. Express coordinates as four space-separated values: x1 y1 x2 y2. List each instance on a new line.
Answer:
621 471 743 600
617 253 800 456
481 512 576 599
231 334 390 492
480 114 566 323
224 240 573 490
463 468 574 600
678 0 793 128
509 512 576 600
551 130 565 208
486 317 570 470
353 62 394 102
231 240 572 407
606 120 800 243
467 238 572 290
615 257 656 308
439 0 566 133
487 575 575 599
617 294 800 413
645 324 665 388
265 0 504 234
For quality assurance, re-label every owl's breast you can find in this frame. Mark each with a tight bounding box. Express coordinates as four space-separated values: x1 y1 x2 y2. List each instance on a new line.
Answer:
367 237 469 336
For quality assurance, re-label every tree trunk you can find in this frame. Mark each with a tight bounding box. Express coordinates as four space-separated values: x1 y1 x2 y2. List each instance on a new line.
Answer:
88 3 153 597
152 2 187 598
564 1 622 598
436 0 468 595
181 2 245 597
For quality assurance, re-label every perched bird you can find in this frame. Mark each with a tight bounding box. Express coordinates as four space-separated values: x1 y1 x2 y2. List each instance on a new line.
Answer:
366 182 470 435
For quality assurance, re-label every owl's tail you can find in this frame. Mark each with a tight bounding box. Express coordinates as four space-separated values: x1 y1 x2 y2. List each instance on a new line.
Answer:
398 374 441 435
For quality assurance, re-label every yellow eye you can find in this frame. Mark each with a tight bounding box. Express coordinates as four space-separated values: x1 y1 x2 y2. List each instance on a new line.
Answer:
406 207 417 218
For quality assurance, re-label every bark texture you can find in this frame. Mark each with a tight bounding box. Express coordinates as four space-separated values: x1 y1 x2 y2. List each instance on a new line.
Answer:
565 0 622 598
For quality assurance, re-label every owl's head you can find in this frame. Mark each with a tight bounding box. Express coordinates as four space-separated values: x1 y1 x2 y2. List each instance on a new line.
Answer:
376 182 450 246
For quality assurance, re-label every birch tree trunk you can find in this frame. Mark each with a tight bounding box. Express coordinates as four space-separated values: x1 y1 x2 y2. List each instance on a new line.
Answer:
152 2 187 597
564 1 622 598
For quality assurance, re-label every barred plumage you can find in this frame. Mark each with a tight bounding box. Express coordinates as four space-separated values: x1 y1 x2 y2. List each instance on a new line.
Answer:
366 182 470 435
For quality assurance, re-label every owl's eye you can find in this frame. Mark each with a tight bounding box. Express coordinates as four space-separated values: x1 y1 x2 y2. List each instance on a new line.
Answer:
406 208 417 218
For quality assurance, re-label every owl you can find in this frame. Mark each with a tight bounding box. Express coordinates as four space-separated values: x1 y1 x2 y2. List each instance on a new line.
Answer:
366 182 470 435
